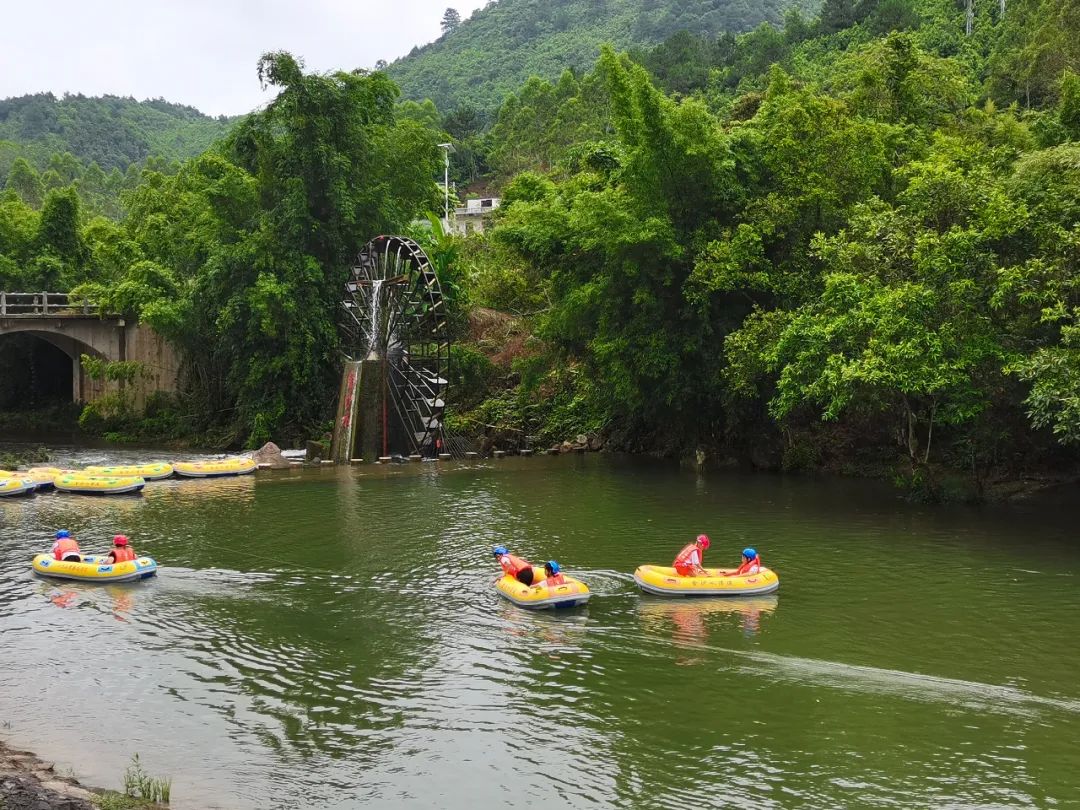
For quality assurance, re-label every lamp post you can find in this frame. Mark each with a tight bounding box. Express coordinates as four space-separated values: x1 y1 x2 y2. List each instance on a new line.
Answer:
437 142 456 231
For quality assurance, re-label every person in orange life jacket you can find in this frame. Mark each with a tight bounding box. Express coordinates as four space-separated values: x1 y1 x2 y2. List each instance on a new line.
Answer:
733 548 761 575
52 529 81 562
673 534 710 576
103 535 137 564
493 545 535 586
538 560 566 587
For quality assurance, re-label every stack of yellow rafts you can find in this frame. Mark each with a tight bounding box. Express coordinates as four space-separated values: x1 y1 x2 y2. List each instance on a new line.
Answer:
174 457 257 478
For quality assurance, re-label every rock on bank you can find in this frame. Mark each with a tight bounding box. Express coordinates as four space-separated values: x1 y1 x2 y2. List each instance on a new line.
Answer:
0 742 96 809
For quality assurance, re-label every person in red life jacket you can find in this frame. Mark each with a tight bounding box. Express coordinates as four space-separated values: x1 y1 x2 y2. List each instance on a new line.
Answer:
673 534 710 577
538 560 566 587
493 545 535 585
733 547 762 575
104 534 137 564
52 529 82 562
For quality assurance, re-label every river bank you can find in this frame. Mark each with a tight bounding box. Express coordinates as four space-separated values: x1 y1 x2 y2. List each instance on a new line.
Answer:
0 740 98 809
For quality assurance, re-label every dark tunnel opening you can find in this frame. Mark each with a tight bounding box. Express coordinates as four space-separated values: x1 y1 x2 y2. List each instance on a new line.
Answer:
0 333 74 410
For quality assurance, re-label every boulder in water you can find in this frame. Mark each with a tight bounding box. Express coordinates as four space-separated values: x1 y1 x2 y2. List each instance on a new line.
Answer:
252 442 290 469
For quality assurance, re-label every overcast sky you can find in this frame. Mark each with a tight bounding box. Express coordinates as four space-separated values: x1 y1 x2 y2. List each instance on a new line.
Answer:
0 0 487 116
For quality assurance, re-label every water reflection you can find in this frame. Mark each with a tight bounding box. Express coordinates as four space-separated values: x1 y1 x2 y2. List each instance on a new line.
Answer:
638 595 779 645
39 581 140 622
496 602 591 654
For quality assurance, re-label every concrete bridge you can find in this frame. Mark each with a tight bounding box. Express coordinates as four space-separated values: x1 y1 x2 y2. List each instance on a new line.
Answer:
0 292 179 406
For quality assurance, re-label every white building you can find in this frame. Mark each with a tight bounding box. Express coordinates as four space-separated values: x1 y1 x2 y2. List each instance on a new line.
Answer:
452 197 500 235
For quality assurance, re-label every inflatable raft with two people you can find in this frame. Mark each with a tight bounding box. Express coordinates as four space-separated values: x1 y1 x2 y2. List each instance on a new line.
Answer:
633 534 779 597
32 530 158 583
492 546 591 610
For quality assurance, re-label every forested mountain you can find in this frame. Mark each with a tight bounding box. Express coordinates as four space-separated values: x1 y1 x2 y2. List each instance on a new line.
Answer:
0 93 233 175
385 0 818 112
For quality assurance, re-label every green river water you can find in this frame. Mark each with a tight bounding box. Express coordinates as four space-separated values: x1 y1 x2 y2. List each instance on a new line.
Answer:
0 449 1078 809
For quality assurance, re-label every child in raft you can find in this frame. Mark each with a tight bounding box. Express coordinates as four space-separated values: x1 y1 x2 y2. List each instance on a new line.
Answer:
493 545 536 585
52 529 81 562
102 534 137 564
537 560 566 587
673 534 711 576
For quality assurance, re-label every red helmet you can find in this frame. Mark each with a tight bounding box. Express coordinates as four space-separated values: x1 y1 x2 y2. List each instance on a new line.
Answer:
696 534 711 549
113 534 129 546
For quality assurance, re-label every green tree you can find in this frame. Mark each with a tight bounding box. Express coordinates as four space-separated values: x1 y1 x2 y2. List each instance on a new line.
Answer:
35 186 85 275
4 158 43 207
441 7 461 34
1059 70 1080 140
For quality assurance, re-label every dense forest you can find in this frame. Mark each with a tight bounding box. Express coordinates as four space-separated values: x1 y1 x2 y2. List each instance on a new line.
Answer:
385 0 818 112
0 94 235 221
1 0 1079 499
0 94 232 172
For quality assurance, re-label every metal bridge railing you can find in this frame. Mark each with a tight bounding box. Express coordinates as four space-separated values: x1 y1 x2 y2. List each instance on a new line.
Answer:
0 292 95 317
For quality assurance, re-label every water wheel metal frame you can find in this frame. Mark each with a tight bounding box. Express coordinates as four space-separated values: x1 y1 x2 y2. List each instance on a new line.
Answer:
341 235 449 457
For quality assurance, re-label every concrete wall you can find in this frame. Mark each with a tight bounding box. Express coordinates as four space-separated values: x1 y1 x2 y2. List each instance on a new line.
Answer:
124 322 182 408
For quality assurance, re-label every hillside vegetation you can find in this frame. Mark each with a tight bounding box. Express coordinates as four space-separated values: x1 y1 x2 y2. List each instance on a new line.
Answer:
386 0 817 112
0 93 232 175
439 0 1080 499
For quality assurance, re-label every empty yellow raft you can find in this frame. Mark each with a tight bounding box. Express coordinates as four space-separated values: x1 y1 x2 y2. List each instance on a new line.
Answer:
633 565 780 597
495 574 591 610
0 475 36 497
174 458 257 478
54 474 145 495
26 467 76 478
14 468 62 490
85 462 174 480
32 553 158 583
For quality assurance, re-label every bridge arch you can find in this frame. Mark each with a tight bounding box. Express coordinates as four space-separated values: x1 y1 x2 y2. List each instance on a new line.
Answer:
0 293 180 410
0 327 109 403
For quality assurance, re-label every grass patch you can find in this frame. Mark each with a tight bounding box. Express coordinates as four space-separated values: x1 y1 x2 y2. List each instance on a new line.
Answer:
97 754 172 807
96 792 156 810
0 445 52 470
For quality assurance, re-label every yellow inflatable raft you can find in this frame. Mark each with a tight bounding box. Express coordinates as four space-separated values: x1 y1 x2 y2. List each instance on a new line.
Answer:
54 474 145 495
174 458 257 478
85 462 174 480
32 553 158 583
495 574 591 610
26 467 76 478
16 468 61 490
0 475 36 497
633 565 780 597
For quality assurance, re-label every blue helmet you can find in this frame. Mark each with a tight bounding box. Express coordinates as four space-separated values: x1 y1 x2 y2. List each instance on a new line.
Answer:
56 529 70 539
492 545 509 558
742 547 757 559
545 560 561 575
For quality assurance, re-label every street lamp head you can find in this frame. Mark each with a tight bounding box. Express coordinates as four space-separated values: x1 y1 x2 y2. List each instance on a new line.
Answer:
437 142 457 153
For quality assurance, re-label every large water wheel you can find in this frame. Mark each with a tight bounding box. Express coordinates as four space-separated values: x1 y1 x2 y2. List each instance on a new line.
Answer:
333 235 449 460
